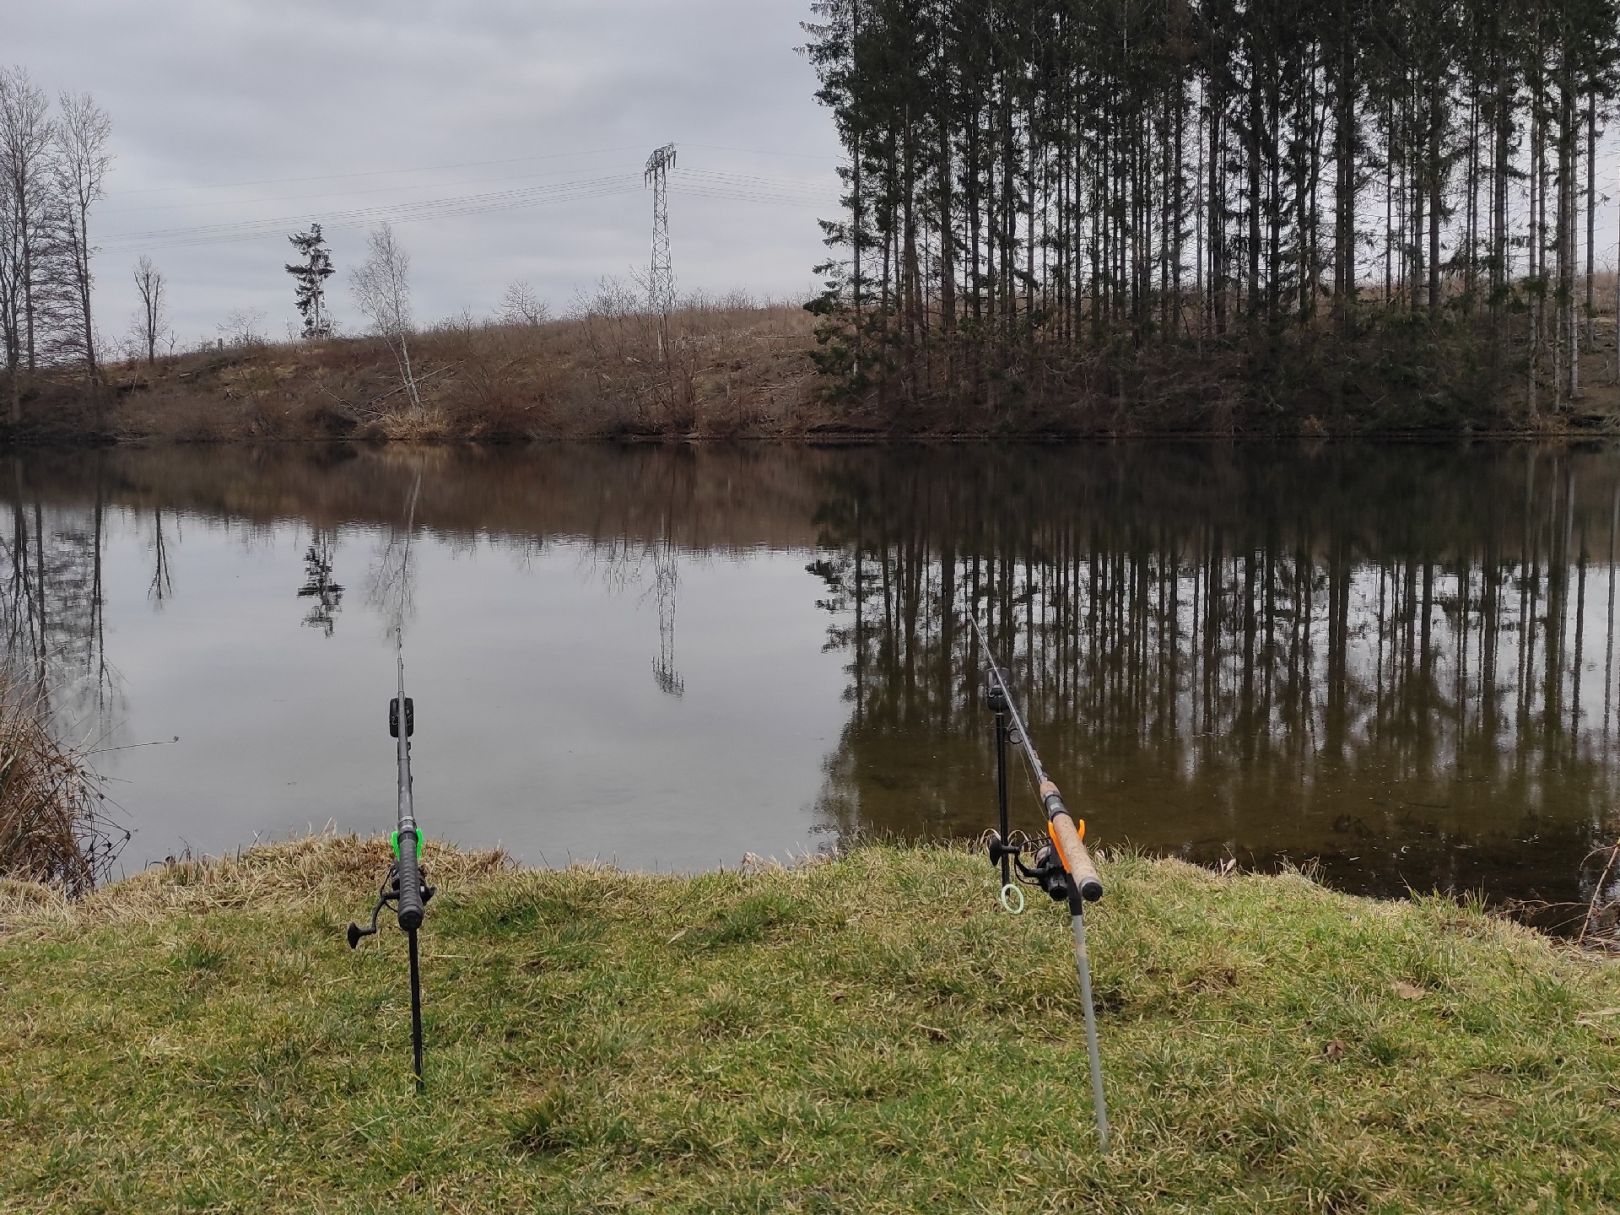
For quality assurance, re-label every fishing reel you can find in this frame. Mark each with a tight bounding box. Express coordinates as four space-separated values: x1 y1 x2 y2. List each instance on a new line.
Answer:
347 853 435 949
983 665 1011 716
987 829 1072 913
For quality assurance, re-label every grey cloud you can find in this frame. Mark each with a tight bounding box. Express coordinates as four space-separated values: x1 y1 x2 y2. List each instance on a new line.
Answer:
12 0 841 346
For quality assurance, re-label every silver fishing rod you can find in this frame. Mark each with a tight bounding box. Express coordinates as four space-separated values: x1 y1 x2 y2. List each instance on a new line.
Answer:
348 475 433 1093
971 613 1109 1150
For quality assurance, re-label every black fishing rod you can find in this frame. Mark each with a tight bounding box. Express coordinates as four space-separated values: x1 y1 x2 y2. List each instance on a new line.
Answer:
348 480 434 1092
971 613 1109 1149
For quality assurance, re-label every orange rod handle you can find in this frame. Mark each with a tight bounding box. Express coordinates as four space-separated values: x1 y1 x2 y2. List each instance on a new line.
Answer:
1041 781 1103 902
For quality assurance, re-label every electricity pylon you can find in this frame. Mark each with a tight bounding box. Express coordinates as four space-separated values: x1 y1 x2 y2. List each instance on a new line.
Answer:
644 143 677 342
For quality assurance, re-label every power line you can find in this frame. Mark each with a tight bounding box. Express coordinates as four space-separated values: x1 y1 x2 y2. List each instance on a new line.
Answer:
683 142 846 164
679 187 838 210
109 185 640 253
101 174 642 250
674 167 836 195
103 164 648 218
107 172 637 240
94 162 840 259
110 144 642 196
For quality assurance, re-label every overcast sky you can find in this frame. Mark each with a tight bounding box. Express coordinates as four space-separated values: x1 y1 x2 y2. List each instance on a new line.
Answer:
15 2 1620 351
11 0 845 346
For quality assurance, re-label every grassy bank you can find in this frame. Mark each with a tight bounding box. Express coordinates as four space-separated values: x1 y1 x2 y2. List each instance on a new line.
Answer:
2 839 1618 1212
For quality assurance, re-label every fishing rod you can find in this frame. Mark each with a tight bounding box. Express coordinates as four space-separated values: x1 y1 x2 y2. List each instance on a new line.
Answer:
347 479 434 1092
971 613 1109 1150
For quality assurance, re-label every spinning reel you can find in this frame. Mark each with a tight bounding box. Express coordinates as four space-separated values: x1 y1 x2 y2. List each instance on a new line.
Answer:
986 830 1070 912
983 664 1069 914
347 832 436 950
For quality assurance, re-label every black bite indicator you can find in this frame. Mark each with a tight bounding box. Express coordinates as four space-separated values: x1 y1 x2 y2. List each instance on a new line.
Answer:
389 697 414 738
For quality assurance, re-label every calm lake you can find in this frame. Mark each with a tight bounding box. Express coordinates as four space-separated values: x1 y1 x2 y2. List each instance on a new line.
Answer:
8 443 1620 924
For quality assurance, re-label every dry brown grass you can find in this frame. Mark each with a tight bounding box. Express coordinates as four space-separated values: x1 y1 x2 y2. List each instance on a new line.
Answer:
86 832 507 921
19 274 1620 443
0 685 119 898
62 294 819 444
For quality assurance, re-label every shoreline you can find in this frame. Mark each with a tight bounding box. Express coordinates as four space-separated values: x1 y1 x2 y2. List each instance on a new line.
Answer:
4 426 1620 450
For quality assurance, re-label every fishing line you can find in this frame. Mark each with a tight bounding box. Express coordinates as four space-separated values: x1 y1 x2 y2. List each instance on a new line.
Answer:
102 174 642 249
112 143 644 195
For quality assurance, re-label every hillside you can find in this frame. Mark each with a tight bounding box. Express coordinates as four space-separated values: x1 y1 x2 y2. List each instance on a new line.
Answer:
6 301 1620 443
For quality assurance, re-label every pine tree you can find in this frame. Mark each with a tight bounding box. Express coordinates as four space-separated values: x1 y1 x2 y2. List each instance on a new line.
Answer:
800 0 1620 420
285 224 334 339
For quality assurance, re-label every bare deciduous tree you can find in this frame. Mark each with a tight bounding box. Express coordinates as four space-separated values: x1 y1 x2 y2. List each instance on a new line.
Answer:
51 90 111 382
215 306 267 349
351 222 421 408
0 185 18 418
499 279 548 327
131 255 166 366
0 66 53 419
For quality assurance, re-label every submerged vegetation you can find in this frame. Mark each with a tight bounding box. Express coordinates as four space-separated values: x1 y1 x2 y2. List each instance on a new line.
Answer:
2 837 1619 1211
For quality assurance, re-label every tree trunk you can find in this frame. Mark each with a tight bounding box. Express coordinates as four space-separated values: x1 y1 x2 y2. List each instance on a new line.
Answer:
1584 89 1595 350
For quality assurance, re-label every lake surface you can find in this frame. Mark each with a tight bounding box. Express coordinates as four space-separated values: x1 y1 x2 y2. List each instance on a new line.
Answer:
7 443 1620 925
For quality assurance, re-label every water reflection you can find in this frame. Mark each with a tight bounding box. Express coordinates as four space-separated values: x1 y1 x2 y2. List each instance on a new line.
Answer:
2 444 1618 924
809 445 1620 924
2 461 115 722
298 530 342 637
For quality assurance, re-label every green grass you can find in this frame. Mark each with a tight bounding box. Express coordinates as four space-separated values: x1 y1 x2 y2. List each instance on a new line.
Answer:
2 836 1619 1213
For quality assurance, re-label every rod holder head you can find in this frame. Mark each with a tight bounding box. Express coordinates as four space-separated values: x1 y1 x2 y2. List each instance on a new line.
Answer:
982 667 1010 713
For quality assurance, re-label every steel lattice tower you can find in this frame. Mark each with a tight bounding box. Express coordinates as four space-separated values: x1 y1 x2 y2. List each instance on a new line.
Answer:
651 526 683 698
644 143 677 321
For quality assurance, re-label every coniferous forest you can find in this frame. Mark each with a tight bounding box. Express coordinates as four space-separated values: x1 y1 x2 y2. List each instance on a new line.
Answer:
802 0 1620 431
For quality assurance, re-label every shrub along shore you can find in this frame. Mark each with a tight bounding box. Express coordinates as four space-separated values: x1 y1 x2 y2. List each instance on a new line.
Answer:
6 301 1620 444
1 836 1618 1212
0 681 120 898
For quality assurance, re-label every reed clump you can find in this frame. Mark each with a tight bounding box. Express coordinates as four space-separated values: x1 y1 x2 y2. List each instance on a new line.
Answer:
0 686 119 897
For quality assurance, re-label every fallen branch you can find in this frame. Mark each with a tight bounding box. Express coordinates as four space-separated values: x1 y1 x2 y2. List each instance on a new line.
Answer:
1578 839 1620 946
316 363 462 422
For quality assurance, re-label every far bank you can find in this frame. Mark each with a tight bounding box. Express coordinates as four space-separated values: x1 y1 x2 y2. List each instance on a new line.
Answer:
6 301 1620 445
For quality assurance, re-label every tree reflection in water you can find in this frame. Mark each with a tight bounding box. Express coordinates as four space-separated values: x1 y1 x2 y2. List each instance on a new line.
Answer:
298 529 343 637
807 445 1620 924
2 442 1619 923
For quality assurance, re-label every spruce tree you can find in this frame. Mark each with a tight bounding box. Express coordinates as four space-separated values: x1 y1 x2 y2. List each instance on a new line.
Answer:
285 223 335 339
